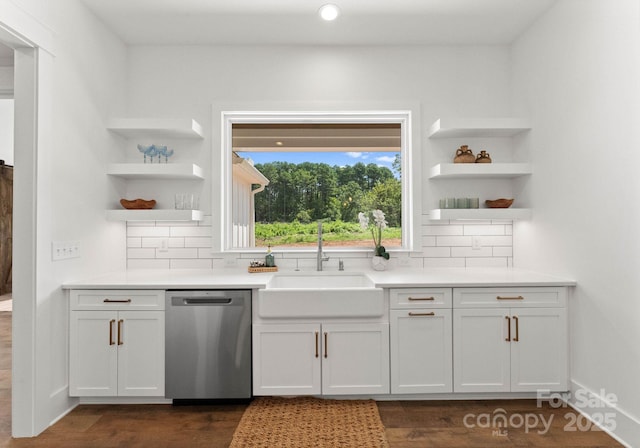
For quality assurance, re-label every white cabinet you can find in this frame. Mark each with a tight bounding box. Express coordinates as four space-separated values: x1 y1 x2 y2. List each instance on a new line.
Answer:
252 323 389 396
321 323 390 395
390 288 453 394
69 290 165 397
252 324 321 395
453 287 568 393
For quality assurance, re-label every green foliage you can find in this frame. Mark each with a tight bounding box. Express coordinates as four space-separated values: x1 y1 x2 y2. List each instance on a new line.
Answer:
392 153 402 178
253 159 401 226
295 210 312 223
255 221 401 247
375 245 390 260
360 179 402 227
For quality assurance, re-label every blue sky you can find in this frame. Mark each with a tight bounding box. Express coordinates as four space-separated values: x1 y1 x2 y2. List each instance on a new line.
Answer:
236 151 399 174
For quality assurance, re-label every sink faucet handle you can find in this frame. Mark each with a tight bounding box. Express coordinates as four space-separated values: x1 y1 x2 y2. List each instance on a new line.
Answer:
339 260 344 271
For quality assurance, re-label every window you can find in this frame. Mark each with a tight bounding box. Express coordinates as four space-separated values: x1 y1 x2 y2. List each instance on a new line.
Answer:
216 110 420 253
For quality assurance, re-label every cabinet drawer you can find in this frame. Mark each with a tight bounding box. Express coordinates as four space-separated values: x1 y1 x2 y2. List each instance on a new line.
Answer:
453 287 566 308
70 290 165 311
390 288 452 309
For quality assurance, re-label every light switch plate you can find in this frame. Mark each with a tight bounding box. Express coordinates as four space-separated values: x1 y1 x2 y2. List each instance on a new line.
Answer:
52 241 81 261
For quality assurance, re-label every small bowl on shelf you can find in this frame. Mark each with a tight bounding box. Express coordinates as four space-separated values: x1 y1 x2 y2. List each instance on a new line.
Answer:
120 198 156 210
485 198 514 208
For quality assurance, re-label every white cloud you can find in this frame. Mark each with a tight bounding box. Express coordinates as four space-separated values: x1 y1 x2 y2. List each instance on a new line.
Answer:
376 155 395 163
346 152 363 158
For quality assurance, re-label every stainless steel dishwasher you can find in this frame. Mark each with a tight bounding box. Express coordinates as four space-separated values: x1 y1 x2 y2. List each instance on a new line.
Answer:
165 290 251 401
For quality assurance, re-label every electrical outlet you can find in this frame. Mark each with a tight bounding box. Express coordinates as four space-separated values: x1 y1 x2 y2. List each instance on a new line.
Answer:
399 258 410 266
472 236 482 250
52 241 81 261
225 257 238 267
159 239 169 252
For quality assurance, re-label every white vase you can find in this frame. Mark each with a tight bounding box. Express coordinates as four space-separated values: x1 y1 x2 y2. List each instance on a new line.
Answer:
371 255 388 271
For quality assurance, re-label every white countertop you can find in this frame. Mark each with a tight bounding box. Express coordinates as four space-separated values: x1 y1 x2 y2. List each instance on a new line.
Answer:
62 267 576 289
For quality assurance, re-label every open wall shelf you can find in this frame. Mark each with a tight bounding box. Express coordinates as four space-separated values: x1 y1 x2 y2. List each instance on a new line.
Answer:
107 118 204 139
428 118 531 139
107 163 204 180
430 163 532 179
427 116 532 221
429 208 531 221
106 209 203 222
106 116 205 222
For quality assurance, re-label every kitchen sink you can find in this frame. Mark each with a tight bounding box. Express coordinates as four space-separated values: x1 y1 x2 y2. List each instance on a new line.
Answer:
267 272 375 289
257 271 384 318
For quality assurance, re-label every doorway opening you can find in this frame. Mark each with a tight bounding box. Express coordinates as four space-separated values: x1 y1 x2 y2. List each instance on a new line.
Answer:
0 43 12 303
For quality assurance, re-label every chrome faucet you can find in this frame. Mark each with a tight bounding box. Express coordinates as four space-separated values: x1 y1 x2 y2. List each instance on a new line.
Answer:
317 220 329 271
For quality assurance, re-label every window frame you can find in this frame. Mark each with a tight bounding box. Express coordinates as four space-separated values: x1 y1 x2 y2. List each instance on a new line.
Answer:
214 107 421 254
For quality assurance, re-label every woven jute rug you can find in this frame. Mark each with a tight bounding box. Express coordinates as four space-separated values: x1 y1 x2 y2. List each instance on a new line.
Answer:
229 396 389 447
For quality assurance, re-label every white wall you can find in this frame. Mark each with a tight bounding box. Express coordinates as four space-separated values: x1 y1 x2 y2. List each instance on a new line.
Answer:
0 99 13 165
511 0 640 444
124 45 519 268
5 0 128 436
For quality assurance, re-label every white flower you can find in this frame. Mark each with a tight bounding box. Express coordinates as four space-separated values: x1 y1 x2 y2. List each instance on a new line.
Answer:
372 209 388 229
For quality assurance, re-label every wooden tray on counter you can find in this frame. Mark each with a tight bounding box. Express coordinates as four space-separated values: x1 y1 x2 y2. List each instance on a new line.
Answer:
248 266 278 273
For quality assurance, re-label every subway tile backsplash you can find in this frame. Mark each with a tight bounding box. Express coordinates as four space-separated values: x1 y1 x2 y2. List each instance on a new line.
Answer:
126 214 513 269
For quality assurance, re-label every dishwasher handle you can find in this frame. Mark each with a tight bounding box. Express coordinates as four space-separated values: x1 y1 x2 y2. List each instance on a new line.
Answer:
173 297 233 306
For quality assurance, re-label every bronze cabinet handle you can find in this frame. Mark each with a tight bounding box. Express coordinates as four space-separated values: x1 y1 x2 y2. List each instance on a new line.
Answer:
315 332 319 358
505 316 511 342
109 319 115 346
496 296 524 300
408 297 435 301
324 332 328 358
117 319 124 345
408 312 435 317
513 316 519 342
104 299 132 303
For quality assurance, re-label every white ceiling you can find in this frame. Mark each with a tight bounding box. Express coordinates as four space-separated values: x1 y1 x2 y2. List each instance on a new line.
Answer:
80 0 557 46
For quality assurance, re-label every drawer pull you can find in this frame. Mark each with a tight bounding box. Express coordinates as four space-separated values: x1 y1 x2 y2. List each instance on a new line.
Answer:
408 297 435 301
104 299 132 303
109 319 115 346
315 332 319 358
324 332 328 359
513 316 519 342
505 316 511 341
496 296 524 301
117 319 124 345
408 312 435 317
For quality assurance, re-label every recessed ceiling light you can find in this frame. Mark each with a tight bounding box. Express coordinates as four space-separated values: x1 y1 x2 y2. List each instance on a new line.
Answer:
275 141 284 146
319 4 340 21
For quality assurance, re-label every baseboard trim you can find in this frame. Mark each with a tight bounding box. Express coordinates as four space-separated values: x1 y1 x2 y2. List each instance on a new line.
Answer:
47 387 77 428
568 380 639 448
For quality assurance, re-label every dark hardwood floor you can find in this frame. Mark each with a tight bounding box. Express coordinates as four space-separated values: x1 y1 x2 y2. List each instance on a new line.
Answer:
0 309 622 447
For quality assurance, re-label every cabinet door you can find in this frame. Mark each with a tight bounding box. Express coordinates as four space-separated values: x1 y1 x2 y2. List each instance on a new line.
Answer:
391 309 452 394
253 324 321 396
510 308 568 392
70 311 118 396
453 309 510 392
117 311 165 396
321 323 390 395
